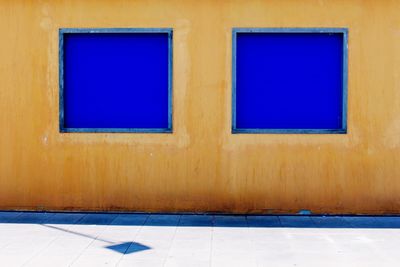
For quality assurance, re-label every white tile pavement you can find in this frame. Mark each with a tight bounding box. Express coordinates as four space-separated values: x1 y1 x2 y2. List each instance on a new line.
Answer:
0 212 400 266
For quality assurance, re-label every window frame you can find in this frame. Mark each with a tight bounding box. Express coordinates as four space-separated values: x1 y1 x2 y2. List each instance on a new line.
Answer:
232 27 348 134
59 28 173 133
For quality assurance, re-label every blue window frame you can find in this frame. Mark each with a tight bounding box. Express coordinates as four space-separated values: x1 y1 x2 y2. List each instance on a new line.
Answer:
59 28 173 133
232 28 348 134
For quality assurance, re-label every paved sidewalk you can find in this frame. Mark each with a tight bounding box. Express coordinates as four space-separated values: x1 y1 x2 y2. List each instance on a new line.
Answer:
1 212 400 266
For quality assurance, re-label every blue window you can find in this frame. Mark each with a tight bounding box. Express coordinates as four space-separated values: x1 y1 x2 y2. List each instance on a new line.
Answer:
59 28 173 133
232 28 348 134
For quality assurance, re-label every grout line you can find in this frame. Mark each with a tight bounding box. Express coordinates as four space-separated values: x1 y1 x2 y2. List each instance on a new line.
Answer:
69 214 119 266
74 213 89 224
0 212 25 251
21 232 62 266
3 212 58 265
277 216 283 227
1 212 23 223
162 215 182 267
21 213 88 266
17 213 60 266
246 215 260 267
244 215 257 266
209 215 214 267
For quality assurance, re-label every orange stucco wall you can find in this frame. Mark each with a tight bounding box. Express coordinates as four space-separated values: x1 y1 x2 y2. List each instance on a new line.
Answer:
0 0 400 214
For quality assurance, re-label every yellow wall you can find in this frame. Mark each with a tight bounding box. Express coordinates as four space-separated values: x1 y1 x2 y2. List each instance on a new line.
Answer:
1 0 400 214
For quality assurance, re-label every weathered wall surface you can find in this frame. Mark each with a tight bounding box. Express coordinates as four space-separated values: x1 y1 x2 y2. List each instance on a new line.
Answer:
0 0 399 214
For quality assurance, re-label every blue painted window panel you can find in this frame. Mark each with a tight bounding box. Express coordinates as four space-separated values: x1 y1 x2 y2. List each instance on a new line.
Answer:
63 32 170 130
235 32 345 131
